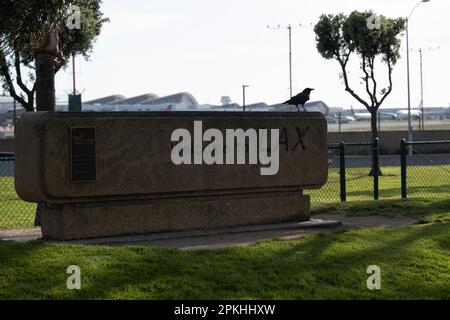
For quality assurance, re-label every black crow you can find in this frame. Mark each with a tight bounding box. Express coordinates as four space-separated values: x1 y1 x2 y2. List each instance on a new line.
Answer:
283 88 315 112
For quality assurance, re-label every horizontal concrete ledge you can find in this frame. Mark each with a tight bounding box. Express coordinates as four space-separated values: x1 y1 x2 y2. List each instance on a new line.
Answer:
45 219 343 247
39 186 317 206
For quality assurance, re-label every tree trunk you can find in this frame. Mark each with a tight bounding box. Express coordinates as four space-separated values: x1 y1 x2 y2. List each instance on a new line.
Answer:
35 29 59 111
370 111 378 142
34 30 58 226
33 52 55 226
35 52 55 111
34 52 55 226
369 111 382 176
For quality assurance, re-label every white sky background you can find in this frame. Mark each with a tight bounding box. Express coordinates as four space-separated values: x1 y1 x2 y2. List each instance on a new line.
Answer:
55 0 450 109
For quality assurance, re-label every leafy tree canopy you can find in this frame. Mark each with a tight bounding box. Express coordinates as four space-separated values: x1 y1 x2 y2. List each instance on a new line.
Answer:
314 11 405 114
0 0 108 110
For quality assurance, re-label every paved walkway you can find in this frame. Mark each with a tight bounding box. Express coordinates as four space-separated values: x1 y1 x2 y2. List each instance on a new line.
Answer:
0 228 41 243
0 214 415 250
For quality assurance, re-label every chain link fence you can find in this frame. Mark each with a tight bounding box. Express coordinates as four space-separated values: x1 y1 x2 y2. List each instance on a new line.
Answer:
308 141 380 206
308 139 450 207
306 144 342 205
342 142 378 202
401 140 450 200
0 155 36 229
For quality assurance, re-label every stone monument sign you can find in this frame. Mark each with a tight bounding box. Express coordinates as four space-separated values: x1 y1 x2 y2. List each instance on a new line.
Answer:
15 111 328 240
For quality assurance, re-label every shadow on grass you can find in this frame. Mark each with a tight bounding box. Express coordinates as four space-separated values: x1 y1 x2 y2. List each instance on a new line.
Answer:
0 217 449 300
345 184 450 199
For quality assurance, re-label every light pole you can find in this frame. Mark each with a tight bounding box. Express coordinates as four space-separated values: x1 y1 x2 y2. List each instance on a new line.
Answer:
419 48 424 130
242 85 249 111
267 23 312 99
406 0 430 151
288 24 292 98
412 46 439 130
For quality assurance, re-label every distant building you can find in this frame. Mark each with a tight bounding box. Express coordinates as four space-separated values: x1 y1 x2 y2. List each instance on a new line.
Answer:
0 96 14 113
84 95 127 105
80 92 199 112
144 92 198 107
247 103 269 110
110 93 159 105
0 96 23 139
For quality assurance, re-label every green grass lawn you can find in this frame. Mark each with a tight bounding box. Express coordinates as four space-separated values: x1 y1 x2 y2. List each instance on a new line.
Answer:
0 165 449 299
0 199 449 300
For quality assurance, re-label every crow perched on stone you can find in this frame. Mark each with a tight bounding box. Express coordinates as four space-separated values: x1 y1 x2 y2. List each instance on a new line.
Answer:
283 88 315 112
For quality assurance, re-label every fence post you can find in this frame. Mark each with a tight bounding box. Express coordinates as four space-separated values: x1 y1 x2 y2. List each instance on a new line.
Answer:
339 142 346 202
373 137 379 200
401 138 407 199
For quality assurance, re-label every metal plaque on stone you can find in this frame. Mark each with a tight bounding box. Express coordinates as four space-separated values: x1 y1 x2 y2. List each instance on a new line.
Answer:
70 127 97 182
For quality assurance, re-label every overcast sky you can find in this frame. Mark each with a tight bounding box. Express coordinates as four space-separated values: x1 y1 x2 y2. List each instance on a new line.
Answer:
55 0 450 109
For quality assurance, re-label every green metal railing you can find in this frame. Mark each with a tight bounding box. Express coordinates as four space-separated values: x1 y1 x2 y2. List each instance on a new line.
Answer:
331 139 380 202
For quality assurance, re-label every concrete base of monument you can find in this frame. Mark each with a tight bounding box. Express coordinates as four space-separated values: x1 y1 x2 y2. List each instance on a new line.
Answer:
41 192 311 241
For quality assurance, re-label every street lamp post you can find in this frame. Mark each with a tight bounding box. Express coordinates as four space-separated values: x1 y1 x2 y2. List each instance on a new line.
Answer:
406 0 430 153
406 18 412 149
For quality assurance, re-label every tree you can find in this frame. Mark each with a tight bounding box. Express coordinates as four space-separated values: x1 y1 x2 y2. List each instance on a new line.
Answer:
314 11 405 141
0 0 108 111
